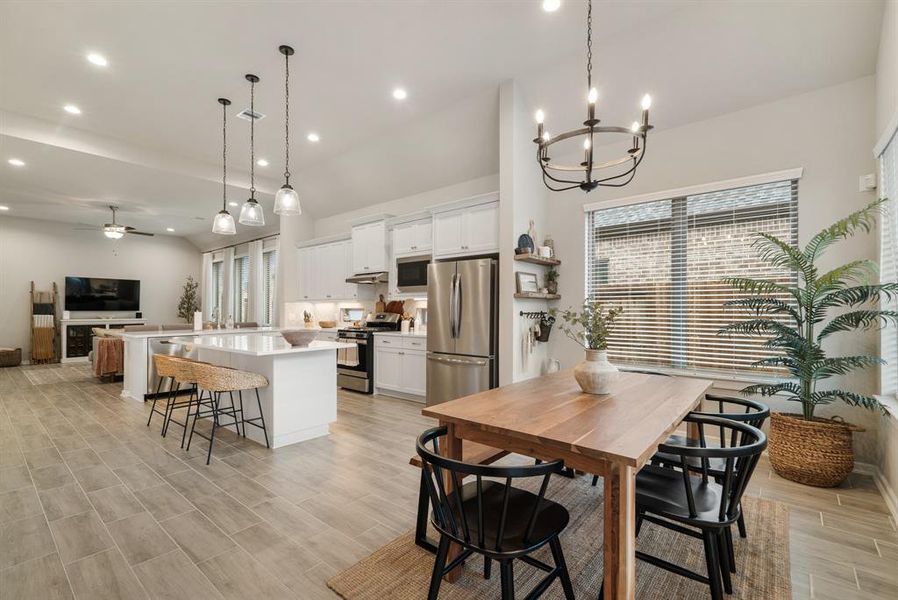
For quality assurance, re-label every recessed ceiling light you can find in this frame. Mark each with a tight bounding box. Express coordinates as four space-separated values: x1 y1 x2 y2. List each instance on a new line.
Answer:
7 158 25 167
392 88 408 101
86 53 108 67
166 227 175 232
229 201 239 208
542 0 561 12
0 205 9 211
256 158 269 167
306 132 320 142
64 104 82 115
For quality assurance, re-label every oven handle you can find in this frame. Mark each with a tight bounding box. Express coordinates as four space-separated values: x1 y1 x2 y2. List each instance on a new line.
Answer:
337 338 368 345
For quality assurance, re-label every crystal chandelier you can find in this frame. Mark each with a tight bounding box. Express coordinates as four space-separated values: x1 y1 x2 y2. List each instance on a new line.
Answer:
534 0 653 192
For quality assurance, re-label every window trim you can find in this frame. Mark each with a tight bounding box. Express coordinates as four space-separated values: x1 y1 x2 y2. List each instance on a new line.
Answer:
583 170 802 385
582 168 803 213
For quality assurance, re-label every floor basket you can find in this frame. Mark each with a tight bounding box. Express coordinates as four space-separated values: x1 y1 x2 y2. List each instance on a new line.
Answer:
768 412 860 487
0 348 22 368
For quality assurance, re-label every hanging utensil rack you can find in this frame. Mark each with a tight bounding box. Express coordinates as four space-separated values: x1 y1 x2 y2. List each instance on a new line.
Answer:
519 310 548 319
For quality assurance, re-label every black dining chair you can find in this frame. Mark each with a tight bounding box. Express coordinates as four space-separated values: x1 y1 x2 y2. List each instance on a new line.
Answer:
600 414 766 600
651 395 770 545
417 426 576 600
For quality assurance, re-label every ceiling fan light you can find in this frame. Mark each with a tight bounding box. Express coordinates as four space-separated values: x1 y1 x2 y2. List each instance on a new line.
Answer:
212 210 237 235
239 198 265 226
103 227 125 240
274 184 301 216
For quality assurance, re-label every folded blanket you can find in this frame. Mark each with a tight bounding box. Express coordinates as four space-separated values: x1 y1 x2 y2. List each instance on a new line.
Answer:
94 337 124 377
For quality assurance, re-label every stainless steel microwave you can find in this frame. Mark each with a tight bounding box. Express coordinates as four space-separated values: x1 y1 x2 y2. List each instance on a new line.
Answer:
396 257 430 293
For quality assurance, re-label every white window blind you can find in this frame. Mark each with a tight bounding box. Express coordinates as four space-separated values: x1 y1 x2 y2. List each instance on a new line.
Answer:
211 261 224 321
586 178 799 375
262 249 277 326
881 133 898 397
233 256 249 322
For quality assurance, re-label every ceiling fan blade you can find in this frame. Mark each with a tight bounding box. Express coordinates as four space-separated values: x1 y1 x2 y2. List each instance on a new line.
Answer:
125 230 155 237
73 226 102 231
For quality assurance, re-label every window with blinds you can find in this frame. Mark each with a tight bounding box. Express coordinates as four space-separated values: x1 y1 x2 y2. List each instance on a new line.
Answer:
263 249 277 326
586 178 799 375
233 255 249 322
880 134 898 397
211 261 223 321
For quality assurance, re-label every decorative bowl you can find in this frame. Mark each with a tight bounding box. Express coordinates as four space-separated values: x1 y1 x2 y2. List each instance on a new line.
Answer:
281 330 319 347
318 320 337 329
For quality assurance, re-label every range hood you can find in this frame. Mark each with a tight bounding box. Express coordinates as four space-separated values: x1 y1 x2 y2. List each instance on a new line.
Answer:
346 271 388 285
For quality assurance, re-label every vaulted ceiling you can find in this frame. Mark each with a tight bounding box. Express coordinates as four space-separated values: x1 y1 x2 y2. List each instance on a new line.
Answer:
0 1 884 248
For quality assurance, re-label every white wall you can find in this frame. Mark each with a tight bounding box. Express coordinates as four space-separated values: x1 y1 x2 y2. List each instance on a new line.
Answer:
499 80 552 384
0 215 201 359
875 0 898 520
876 0 898 143
544 76 882 461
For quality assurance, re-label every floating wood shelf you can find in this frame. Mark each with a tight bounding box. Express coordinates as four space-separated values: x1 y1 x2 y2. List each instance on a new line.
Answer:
514 292 561 300
513 253 561 266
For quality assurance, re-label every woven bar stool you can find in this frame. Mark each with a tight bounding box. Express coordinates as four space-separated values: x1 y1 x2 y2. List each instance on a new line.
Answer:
161 357 208 448
147 355 180 429
186 363 270 464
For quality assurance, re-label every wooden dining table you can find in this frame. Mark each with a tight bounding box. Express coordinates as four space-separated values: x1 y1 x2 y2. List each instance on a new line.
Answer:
421 368 712 600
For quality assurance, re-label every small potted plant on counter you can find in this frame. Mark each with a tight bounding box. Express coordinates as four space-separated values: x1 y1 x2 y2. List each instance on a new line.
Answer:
719 199 898 487
552 300 623 394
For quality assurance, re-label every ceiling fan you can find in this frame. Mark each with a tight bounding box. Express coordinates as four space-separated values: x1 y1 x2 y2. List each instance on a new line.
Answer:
75 205 155 239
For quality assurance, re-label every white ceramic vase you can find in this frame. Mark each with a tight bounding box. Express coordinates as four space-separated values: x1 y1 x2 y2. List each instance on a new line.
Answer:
573 349 619 395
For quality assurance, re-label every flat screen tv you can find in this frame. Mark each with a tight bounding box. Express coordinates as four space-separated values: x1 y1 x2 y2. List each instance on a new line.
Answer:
65 277 140 312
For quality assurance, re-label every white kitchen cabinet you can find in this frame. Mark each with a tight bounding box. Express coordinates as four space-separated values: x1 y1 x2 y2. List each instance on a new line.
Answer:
392 218 433 256
374 346 402 391
400 350 427 396
432 201 498 258
297 239 356 301
351 220 387 274
374 334 426 399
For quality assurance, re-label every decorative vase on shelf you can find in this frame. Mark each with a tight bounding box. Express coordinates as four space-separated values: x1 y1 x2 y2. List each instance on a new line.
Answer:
574 349 619 394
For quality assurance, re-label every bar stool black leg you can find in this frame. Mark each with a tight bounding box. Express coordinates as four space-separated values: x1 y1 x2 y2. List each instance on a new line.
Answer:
146 375 166 427
499 560 515 600
724 525 736 573
483 556 492 580
550 536 575 600
186 388 206 452
427 535 450 600
205 392 220 465
254 388 269 448
737 512 747 538
161 381 180 437
179 385 196 448
717 529 733 594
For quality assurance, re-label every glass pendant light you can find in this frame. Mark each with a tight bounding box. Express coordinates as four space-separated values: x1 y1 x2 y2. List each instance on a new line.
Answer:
274 44 301 216
239 74 265 226
213 97 237 235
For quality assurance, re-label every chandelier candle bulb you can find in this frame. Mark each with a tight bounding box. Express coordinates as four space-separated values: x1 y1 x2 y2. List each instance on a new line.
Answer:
641 93 652 127
587 87 598 122
535 109 545 140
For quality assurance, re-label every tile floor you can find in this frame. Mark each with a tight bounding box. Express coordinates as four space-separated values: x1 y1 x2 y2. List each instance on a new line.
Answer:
0 363 895 599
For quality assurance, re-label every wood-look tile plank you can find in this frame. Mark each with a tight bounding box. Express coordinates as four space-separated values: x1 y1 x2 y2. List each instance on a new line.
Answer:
133 549 224 600
88 485 146 523
48 510 114 564
39 483 93 521
188 492 260 535
0 465 33 493
197 546 294 600
71 464 121 492
105 510 177 566
30 464 75 491
133 483 193 521
66 548 148 599
0 513 57 569
23 446 64 470
0 485 43 523
61 448 104 471
159 510 235 564
0 552 74 600
113 463 164 492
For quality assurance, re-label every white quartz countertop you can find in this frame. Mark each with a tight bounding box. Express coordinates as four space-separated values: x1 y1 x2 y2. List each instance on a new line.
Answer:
169 334 354 356
119 326 278 340
373 331 427 338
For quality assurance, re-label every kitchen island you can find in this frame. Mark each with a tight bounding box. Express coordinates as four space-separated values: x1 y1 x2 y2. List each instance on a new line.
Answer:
168 334 355 448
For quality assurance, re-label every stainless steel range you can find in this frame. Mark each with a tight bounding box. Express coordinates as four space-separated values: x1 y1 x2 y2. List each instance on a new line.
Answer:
336 312 401 393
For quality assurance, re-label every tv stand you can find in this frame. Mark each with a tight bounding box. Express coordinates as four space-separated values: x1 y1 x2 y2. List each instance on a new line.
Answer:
60 318 146 363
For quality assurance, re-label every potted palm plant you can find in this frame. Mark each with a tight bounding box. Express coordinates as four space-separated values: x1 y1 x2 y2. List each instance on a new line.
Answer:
552 300 623 394
720 199 898 487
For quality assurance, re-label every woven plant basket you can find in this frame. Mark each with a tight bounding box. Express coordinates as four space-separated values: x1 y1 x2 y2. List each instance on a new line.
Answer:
768 412 862 487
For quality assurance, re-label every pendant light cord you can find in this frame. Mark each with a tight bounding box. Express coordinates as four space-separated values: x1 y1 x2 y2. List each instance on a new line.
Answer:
222 101 227 211
283 51 291 185
250 77 256 199
586 0 592 90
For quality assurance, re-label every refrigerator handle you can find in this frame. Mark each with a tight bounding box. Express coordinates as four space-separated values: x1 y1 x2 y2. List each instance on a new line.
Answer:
450 272 459 338
453 272 462 339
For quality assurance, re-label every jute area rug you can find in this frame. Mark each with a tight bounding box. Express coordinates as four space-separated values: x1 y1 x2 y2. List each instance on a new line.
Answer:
328 475 790 599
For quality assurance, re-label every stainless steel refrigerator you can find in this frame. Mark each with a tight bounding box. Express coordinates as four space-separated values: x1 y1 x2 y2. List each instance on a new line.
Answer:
426 258 498 406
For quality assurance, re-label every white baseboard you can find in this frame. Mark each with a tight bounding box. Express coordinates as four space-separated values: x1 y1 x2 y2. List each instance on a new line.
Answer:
855 461 898 524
